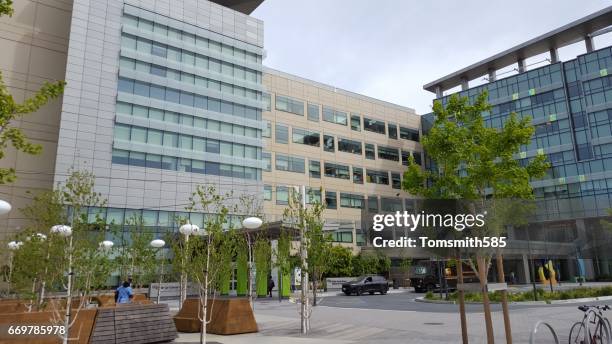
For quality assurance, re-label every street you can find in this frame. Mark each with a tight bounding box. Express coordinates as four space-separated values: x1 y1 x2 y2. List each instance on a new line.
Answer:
175 289 612 343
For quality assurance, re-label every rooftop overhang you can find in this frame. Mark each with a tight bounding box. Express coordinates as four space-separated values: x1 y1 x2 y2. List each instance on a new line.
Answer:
423 6 612 94
209 0 264 14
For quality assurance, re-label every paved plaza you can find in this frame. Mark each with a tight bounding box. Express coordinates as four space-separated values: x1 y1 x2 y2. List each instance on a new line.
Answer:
173 287 612 343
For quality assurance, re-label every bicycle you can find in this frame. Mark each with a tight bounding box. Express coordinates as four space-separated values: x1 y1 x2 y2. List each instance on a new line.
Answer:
569 305 611 344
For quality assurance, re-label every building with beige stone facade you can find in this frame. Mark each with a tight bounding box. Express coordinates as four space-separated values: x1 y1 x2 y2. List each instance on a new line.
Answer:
262 68 422 252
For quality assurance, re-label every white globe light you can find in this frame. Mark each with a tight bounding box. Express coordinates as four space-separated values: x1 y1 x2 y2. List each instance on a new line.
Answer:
99 240 114 249
7 241 22 250
51 225 72 237
0 200 11 215
242 217 262 229
150 239 165 248
179 223 199 236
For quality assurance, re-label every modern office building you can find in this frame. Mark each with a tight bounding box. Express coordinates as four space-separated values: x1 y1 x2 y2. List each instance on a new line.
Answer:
423 6 612 282
0 0 267 238
0 0 422 257
262 68 422 252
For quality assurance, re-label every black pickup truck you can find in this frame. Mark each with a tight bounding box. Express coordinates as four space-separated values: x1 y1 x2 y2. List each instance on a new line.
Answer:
342 275 389 296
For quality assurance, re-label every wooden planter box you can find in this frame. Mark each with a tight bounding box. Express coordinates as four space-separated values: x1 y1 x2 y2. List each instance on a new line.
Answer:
0 308 97 344
174 297 257 335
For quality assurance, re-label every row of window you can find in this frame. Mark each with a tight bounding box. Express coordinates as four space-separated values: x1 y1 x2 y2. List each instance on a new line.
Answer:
263 185 408 212
116 102 260 138
114 124 260 159
120 57 260 100
111 149 261 180
266 122 421 164
121 33 261 85
123 14 262 65
268 94 420 142
262 152 404 189
117 78 262 120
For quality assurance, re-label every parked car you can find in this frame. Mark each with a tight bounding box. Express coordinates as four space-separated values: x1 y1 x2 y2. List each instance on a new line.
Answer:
341 275 389 295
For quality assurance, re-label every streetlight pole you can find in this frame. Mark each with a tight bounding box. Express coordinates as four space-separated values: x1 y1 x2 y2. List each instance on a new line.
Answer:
150 239 166 304
242 217 263 310
178 222 198 308
51 224 73 344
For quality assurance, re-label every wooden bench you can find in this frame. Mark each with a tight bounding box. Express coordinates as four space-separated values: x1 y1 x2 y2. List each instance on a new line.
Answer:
173 297 257 335
89 303 176 344
91 293 152 308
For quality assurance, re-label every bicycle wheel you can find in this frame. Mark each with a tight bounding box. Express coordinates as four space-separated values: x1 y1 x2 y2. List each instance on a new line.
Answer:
586 315 611 344
569 321 588 344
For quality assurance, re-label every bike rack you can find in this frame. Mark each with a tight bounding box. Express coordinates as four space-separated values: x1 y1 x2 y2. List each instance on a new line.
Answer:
530 320 559 344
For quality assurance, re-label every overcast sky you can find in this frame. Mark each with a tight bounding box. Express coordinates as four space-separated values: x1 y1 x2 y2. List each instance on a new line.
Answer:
252 0 612 115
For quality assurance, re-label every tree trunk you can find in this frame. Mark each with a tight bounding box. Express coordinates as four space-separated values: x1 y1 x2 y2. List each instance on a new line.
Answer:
478 256 494 344
496 252 512 344
312 276 317 306
457 257 468 344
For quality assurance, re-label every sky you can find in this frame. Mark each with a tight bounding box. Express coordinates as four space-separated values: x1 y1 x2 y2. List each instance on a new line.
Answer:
252 0 612 115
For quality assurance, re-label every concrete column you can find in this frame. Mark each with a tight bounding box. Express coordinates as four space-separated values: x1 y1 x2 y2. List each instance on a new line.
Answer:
521 254 531 284
434 85 442 99
460 77 469 91
518 58 526 73
549 48 559 63
585 35 594 53
487 68 496 82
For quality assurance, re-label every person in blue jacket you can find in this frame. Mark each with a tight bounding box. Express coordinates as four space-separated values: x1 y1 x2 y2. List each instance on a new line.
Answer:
115 281 133 304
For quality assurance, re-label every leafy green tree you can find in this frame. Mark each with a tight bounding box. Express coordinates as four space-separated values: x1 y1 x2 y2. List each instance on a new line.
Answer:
235 238 248 296
0 0 65 184
275 229 292 298
324 245 353 277
403 91 549 344
185 184 233 344
112 214 156 287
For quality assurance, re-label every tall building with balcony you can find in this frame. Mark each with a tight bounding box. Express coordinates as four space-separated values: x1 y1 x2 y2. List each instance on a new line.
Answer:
262 68 422 252
423 6 612 282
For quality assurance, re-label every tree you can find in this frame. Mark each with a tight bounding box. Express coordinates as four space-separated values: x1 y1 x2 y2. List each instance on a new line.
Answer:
0 0 66 184
325 245 353 277
112 214 157 288
283 186 325 334
275 228 292 298
403 91 549 344
253 236 271 297
185 184 233 344
305 203 331 306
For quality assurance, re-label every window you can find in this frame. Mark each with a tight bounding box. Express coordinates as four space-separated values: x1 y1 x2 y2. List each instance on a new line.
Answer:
322 106 347 125
323 135 335 152
381 198 403 212
340 193 364 209
378 146 399 161
351 114 361 131
307 188 322 204
151 43 167 57
275 154 305 173
367 196 379 212
277 186 289 205
365 143 375 160
364 117 386 135
307 103 320 122
367 169 389 185
388 123 398 139
275 95 304 116
263 93 271 111
401 150 416 166
263 121 271 138
275 123 288 144
292 128 320 147
353 167 363 184
309 160 321 178
262 152 271 172
324 162 350 179
413 152 422 165
338 138 362 155
264 185 272 201
114 124 130 141
391 172 401 189
400 127 420 142
325 191 337 209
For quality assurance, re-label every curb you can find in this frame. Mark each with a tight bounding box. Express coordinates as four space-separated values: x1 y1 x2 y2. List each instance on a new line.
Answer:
415 295 612 305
